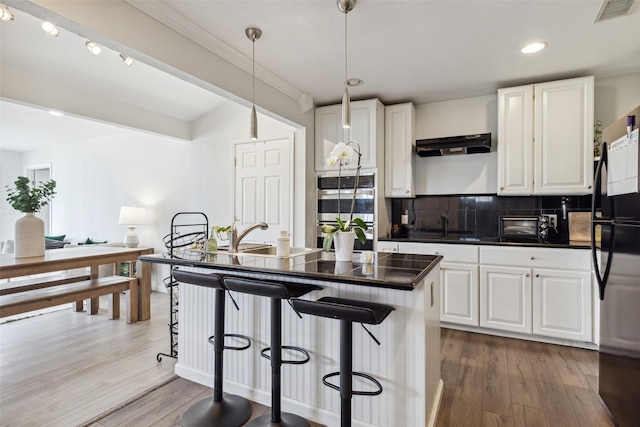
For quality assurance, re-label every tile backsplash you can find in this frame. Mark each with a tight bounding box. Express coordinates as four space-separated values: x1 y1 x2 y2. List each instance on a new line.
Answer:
390 194 593 244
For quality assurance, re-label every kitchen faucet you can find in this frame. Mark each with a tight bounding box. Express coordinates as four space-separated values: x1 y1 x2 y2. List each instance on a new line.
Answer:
228 219 269 253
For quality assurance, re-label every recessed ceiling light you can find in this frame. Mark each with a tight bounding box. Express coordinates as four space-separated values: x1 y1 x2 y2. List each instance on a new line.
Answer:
346 78 364 87
48 110 65 117
521 42 547 54
41 21 59 37
0 5 14 22
85 41 102 55
120 54 135 66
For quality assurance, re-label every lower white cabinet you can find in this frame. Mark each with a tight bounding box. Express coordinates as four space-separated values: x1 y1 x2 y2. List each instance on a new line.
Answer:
395 242 480 327
480 265 531 334
441 263 479 326
532 268 592 341
480 246 593 342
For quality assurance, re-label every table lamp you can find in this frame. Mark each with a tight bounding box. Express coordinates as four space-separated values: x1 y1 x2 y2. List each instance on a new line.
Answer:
118 206 146 248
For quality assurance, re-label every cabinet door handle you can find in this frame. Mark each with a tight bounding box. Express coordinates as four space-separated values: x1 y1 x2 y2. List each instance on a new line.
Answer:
526 273 530 277
530 256 535 260
405 189 410 194
536 274 540 277
434 251 439 255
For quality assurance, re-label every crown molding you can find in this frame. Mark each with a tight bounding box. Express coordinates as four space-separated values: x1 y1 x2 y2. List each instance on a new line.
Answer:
125 1 313 111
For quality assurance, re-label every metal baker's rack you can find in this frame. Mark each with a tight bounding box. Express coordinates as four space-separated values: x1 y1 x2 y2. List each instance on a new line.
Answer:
156 212 208 362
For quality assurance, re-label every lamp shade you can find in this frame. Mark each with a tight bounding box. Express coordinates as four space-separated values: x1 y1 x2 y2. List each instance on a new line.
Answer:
118 206 146 225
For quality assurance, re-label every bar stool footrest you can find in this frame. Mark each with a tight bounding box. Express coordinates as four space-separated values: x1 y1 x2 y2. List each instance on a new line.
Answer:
260 346 310 365
208 334 252 351
322 371 383 396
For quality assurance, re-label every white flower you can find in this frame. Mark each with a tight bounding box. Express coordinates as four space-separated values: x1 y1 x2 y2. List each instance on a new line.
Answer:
328 142 354 166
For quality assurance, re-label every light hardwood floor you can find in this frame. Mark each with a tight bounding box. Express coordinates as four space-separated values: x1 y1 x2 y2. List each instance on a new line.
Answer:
1 293 615 427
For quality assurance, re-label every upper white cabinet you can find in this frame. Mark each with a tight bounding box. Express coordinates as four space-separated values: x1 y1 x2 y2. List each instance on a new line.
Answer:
315 98 384 172
384 103 415 197
497 76 594 195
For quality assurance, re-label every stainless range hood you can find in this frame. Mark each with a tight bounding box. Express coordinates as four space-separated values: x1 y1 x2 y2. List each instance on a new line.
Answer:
416 133 491 157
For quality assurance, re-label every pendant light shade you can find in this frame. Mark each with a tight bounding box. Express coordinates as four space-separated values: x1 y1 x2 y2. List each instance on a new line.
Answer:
341 86 351 129
250 105 258 140
246 27 262 141
338 0 356 129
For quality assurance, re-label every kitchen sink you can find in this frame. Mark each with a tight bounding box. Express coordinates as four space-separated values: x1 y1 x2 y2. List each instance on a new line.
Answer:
209 244 321 258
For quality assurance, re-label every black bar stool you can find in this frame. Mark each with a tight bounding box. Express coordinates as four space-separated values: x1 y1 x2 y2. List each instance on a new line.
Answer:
223 277 322 427
172 269 252 427
290 297 394 427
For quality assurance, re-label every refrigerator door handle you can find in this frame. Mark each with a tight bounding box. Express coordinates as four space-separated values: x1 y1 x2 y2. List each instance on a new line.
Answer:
591 143 615 300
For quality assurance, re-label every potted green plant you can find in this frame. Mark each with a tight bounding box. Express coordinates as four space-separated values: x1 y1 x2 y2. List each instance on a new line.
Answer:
5 176 57 258
321 141 368 261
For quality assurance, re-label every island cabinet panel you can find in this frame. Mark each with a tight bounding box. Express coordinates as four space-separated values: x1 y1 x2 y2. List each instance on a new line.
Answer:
176 265 442 427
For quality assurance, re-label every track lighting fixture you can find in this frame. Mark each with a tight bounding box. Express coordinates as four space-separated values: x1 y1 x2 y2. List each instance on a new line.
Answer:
41 21 59 37
246 27 262 141
120 54 135 66
85 41 102 55
337 0 356 129
0 4 14 22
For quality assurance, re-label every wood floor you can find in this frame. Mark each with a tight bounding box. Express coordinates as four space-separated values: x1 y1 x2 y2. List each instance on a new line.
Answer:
1 293 615 427
436 328 614 427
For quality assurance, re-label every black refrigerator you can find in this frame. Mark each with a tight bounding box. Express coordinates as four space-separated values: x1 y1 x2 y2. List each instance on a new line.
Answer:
592 128 640 427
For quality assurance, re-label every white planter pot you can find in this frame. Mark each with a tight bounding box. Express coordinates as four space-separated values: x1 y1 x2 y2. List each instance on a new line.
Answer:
333 231 355 262
15 212 45 258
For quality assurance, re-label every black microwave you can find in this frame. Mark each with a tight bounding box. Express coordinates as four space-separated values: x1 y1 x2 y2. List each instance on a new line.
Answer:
498 215 550 242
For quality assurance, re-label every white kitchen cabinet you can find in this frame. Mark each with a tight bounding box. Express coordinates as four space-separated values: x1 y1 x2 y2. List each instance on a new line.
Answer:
480 264 532 334
480 246 593 342
315 98 384 172
497 76 594 195
398 242 480 326
384 103 415 197
532 268 592 341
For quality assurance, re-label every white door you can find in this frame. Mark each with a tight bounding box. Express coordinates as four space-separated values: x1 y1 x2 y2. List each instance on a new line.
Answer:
234 138 292 244
440 262 479 326
497 85 534 195
480 265 532 334
532 268 592 341
533 76 594 195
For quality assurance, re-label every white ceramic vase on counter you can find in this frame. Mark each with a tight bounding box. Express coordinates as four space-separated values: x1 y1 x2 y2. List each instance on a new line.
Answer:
333 230 355 262
15 212 45 258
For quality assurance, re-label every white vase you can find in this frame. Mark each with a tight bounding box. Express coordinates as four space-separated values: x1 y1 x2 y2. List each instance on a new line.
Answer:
333 231 355 262
15 212 45 258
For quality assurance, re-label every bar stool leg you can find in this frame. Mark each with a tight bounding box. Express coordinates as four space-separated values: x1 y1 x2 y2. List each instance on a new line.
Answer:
182 289 252 427
340 319 353 427
247 297 310 427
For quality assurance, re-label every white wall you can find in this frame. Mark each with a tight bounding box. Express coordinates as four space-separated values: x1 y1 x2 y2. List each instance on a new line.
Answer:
595 72 640 128
0 150 25 242
414 94 498 195
2 102 296 289
412 72 640 195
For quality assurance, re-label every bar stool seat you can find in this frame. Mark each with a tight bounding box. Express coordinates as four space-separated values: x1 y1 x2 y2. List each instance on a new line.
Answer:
290 296 394 427
224 277 321 427
172 269 252 427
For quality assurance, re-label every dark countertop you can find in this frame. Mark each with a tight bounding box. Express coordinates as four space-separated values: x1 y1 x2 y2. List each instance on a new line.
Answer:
379 236 591 250
140 250 442 291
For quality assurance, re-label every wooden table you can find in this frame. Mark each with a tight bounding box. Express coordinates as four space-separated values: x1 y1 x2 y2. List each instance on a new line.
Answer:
0 246 154 321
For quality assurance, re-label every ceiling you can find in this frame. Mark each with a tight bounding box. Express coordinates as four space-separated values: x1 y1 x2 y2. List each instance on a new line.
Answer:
1 0 639 152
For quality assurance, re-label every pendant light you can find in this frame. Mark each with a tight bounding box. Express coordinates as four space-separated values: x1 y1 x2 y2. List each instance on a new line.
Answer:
246 27 262 141
338 0 356 129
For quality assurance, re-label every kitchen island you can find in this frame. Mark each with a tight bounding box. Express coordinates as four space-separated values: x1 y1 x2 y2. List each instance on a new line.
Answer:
140 250 443 427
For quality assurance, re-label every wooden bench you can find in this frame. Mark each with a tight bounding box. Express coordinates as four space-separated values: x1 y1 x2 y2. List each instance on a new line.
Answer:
0 271 92 296
0 276 138 323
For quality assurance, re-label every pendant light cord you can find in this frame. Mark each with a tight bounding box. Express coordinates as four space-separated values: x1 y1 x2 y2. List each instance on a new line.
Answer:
252 38 255 108
344 10 348 87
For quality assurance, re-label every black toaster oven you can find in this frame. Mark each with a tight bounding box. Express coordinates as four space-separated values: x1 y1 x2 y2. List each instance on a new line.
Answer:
498 215 550 242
